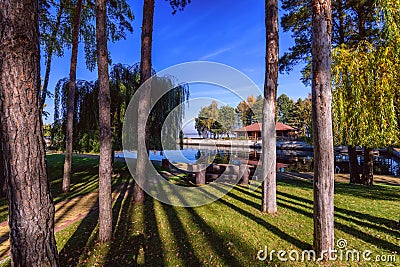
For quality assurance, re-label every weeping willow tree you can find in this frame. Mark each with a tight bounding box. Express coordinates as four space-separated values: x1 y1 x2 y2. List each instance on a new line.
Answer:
52 63 189 153
53 78 97 152
147 76 189 150
109 63 141 151
332 0 400 185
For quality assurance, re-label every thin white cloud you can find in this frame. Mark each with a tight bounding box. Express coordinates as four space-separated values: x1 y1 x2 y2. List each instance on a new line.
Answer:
198 47 232 60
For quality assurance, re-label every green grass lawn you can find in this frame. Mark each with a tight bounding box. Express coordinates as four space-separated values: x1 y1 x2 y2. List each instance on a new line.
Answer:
0 154 129 223
1 154 399 266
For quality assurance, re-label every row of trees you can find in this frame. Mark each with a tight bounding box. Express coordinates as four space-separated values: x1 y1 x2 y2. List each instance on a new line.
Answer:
194 94 312 139
281 0 400 185
263 0 400 256
0 0 118 263
39 0 134 112
58 0 134 193
1 0 398 264
0 0 191 264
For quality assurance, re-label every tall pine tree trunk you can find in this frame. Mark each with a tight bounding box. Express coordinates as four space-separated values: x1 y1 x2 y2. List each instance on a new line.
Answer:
63 0 83 192
348 145 360 183
311 0 335 257
0 0 59 264
362 147 374 185
134 0 154 203
40 3 64 110
261 0 278 214
96 0 113 243
0 142 6 197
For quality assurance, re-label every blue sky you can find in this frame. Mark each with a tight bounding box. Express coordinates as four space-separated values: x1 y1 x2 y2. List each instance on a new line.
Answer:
42 0 310 127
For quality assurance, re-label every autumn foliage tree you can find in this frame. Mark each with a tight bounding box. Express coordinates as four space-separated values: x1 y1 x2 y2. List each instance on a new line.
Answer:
332 0 400 185
280 0 380 183
236 95 256 126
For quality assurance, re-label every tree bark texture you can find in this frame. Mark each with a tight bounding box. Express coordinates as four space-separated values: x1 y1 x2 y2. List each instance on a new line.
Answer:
362 147 374 185
63 0 83 193
40 3 64 110
0 0 59 265
96 0 113 243
0 143 6 197
134 0 154 203
311 0 335 257
348 145 360 183
261 0 278 214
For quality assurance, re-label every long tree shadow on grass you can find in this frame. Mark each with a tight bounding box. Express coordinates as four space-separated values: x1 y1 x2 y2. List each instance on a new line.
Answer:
59 198 99 266
55 173 125 230
234 184 399 232
48 155 100 203
160 204 203 266
277 189 400 232
186 206 264 266
58 170 126 266
105 179 147 266
165 184 260 266
277 194 400 239
210 185 311 251
0 232 10 259
105 181 165 266
277 172 400 201
273 195 400 253
233 182 400 250
48 155 128 203
142 197 165 266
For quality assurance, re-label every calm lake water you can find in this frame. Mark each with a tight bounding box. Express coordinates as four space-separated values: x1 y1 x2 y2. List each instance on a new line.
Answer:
116 146 400 176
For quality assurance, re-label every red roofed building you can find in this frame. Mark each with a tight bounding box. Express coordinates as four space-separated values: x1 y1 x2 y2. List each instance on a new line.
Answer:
234 122 297 140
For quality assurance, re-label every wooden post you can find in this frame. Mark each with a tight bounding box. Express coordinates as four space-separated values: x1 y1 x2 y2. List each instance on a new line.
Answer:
228 165 240 183
162 158 170 170
195 164 206 185
207 164 222 174
240 164 250 185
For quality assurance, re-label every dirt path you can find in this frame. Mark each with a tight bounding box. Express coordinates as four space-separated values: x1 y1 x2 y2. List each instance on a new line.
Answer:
0 180 132 261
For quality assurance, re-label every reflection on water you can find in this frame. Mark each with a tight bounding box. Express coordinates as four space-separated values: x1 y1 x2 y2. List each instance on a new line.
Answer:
117 146 399 176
